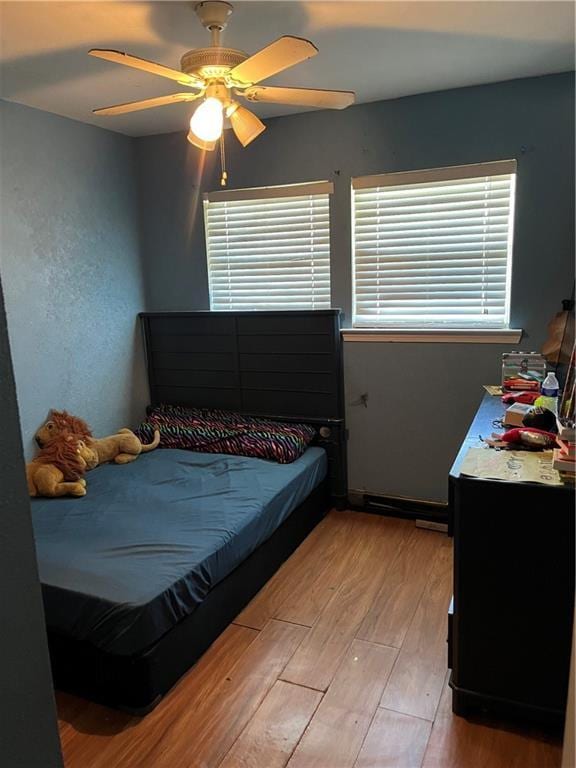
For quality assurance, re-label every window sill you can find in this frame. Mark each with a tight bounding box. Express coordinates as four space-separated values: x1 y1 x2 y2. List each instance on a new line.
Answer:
341 328 523 344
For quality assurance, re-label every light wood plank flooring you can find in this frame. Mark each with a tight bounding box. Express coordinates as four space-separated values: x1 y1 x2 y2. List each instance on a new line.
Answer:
56 510 562 768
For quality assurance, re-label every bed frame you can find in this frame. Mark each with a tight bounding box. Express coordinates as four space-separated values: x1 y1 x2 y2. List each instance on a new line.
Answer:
47 310 346 713
140 309 347 507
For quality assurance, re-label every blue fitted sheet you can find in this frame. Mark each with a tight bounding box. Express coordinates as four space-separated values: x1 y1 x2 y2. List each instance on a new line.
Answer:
31 447 327 655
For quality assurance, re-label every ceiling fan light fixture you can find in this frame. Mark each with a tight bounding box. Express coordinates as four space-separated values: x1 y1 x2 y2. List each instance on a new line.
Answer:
89 1 356 168
228 103 266 147
190 96 224 142
186 129 217 152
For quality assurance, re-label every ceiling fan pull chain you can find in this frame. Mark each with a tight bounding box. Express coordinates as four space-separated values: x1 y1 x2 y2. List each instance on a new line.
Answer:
220 132 228 187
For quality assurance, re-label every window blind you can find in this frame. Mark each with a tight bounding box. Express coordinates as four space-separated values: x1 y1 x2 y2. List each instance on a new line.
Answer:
204 182 332 311
352 161 516 328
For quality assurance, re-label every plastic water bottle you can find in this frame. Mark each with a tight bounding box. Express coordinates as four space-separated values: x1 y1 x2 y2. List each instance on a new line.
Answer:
539 371 560 415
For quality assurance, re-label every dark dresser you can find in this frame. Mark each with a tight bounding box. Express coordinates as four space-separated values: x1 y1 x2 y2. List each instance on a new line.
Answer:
448 393 575 726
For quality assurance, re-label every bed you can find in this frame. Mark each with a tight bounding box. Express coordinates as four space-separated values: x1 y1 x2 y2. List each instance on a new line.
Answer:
32 310 346 713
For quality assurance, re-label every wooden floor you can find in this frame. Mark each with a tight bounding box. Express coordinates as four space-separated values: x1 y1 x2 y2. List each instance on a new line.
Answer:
56 510 562 768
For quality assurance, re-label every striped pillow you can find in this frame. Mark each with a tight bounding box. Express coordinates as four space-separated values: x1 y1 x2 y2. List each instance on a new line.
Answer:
137 405 316 464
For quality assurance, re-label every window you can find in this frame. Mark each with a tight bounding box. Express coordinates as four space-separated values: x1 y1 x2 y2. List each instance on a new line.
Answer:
204 182 332 311
352 161 516 328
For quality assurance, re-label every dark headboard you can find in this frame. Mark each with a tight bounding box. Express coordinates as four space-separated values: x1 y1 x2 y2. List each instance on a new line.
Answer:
139 310 347 506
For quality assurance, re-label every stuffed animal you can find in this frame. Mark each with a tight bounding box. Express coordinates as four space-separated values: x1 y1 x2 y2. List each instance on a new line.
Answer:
35 410 160 467
88 427 160 466
27 437 98 498
35 410 92 448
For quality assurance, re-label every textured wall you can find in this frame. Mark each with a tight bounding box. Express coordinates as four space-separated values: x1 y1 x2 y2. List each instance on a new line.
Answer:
0 274 63 768
0 100 149 459
136 129 215 312
136 73 575 502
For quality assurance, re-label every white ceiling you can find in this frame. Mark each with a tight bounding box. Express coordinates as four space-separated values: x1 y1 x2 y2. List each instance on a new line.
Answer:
1 1 574 137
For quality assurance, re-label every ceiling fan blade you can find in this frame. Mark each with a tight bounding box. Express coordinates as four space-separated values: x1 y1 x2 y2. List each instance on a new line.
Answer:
228 36 318 86
228 104 266 147
93 93 201 116
243 85 355 110
89 49 202 88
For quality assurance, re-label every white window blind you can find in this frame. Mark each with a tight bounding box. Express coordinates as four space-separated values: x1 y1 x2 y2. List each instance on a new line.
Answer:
204 181 332 311
352 161 516 328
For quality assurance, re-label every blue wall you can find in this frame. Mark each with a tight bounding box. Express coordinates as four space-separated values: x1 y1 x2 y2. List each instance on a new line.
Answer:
136 73 575 502
1 74 572 502
0 100 149 458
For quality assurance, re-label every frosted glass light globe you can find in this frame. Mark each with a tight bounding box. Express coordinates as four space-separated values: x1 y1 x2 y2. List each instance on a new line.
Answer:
190 98 223 142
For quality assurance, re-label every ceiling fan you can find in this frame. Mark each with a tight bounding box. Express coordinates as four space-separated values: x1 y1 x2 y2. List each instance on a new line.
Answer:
89 0 356 153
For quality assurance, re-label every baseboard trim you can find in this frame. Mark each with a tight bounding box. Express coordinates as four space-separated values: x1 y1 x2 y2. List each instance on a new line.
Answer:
415 519 449 533
349 491 448 525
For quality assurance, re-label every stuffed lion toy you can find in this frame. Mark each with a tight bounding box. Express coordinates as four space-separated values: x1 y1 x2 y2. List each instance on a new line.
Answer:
88 427 161 465
35 410 92 448
27 437 98 498
35 410 160 467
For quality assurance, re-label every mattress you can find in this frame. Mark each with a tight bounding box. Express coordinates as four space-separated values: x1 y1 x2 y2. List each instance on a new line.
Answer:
31 447 327 656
